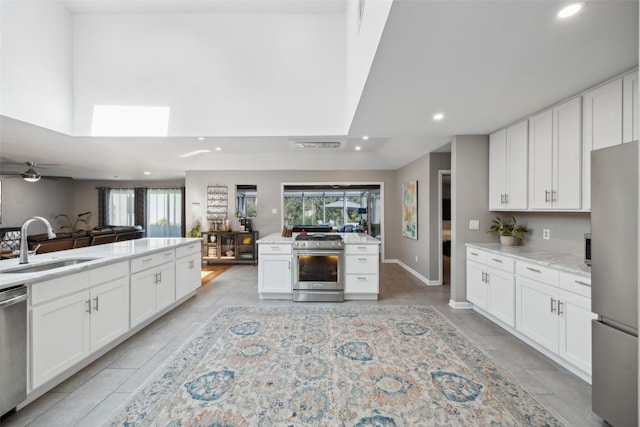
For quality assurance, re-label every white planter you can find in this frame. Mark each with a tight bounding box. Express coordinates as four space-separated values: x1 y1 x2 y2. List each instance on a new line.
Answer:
500 235 520 246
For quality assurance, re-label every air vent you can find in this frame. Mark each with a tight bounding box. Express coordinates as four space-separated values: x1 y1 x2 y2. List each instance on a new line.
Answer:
295 142 341 149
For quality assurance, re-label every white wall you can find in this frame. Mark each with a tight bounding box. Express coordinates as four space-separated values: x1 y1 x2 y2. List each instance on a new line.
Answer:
346 0 393 127
0 0 73 134
73 13 346 137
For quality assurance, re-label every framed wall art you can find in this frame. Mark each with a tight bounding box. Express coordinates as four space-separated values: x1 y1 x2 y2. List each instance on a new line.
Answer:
402 180 417 239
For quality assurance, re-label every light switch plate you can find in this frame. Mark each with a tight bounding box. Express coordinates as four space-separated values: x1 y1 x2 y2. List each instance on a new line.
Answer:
469 220 480 230
272 208 278 214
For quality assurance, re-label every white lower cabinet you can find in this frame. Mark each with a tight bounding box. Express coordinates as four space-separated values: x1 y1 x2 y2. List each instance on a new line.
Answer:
344 244 379 299
31 262 129 389
515 262 595 377
130 260 175 328
258 244 292 298
465 248 515 327
176 243 202 300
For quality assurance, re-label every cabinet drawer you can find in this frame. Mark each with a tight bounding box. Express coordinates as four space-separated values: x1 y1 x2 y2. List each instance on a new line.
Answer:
517 261 559 286
90 261 128 286
345 274 379 293
466 248 487 264
259 244 292 255
346 255 379 274
131 249 175 273
559 272 591 298
487 254 515 273
345 244 379 255
176 242 202 259
31 271 91 306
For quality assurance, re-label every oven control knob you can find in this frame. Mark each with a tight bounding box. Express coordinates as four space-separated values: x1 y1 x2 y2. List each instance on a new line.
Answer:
316 242 321 247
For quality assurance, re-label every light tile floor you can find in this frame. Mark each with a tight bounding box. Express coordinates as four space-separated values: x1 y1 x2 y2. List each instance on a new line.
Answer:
1 263 606 427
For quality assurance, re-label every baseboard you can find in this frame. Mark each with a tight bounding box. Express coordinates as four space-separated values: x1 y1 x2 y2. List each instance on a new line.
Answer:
385 259 440 286
448 299 473 310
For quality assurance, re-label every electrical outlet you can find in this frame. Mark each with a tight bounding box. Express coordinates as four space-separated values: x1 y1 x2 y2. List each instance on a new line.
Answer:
543 229 550 240
469 220 480 230
415 255 418 263
271 208 278 214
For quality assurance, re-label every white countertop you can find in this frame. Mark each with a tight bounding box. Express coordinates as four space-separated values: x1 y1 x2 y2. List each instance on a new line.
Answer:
466 243 590 278
0 238 201 289
256 232 381 245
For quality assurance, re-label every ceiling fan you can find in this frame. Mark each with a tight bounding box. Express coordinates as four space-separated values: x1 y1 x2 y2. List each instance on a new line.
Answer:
0 162 71 182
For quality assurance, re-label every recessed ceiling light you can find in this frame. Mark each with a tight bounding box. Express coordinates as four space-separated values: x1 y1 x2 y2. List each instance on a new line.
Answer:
362 136 369 140
144 171 151 175
355 146 362 151
433 113 445 121
557 3 584 18
197 137 205 141
215 147 222 151
180 149 211 158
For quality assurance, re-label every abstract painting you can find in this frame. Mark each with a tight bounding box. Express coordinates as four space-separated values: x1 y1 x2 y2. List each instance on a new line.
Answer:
402 180 417 239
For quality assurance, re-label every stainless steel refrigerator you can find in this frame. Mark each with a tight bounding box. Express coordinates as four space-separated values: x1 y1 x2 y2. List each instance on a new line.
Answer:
591 140 639 427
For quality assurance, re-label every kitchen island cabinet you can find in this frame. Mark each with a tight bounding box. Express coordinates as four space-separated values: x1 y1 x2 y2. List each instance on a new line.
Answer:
0 238 201 404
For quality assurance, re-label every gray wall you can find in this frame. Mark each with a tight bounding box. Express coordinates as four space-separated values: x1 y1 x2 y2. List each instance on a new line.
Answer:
504 212 589 255
0 178 75 234
451 135 496 304
185 169 397 258
429 153 451 281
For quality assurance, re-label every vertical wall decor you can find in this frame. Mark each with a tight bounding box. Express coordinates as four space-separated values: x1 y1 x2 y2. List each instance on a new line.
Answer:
402 180 418 239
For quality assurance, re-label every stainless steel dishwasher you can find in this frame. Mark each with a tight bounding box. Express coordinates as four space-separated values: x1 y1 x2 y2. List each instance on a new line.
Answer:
0 285 27 418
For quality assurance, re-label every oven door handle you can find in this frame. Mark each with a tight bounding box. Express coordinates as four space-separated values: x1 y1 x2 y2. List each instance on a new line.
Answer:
294 250 344 256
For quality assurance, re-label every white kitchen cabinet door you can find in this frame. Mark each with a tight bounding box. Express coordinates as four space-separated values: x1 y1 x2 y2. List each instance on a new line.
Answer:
155 263 176 312
466 261 487 310
489 121 528 210
505 120 529 209
558 289 596 375
176 253 200 299
130 269 157 328
487 268 515 327
529 108 554 209
623 70 639 143
582 78 623 210
90 277 129 352
31 291 91 388
553 97 582 210
258 255 292 295
489 128 508 210
516 276 559 353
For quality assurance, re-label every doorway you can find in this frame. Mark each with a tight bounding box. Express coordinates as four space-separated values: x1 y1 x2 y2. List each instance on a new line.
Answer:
439 171 451 285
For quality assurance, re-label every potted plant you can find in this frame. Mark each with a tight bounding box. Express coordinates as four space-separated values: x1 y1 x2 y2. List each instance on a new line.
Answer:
186 223 201 238
487 215 529 246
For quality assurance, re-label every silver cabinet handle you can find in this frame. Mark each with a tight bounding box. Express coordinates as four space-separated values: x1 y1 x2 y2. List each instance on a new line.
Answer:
142 257 153 262
505 194 509 204
545 190 550 203
86 299 91 313
158 272 162 283
357 246 367 249
500 194 505 204
574 280 590 286
0 293 27 308
550 298 556 313
358 258 368 262
288 261 291 270
470 252 479 256
491 258 503 263
93 296 99 312
164 252 173 257
526 267 541 273
558 301 564 316
357 277 367 280
551 190 557 202
481 272 486 282
270 246 280 250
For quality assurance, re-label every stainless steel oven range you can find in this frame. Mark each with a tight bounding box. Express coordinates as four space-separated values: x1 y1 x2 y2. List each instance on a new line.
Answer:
292 234 344 302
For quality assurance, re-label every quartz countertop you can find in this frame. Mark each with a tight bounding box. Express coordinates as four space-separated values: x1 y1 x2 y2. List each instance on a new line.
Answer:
0 238 202 290
466 243 590 279
257 232 381 245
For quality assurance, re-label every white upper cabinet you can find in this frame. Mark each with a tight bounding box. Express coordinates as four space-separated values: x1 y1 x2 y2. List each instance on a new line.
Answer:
529 97 582 210
582 78 623 210
489 120 528 210
623 70 639 143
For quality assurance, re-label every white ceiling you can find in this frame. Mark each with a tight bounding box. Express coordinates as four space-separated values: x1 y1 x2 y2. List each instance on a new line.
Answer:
0 0 638 181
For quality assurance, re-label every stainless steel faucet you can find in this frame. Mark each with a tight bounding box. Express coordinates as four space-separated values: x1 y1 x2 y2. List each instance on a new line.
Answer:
20 216 56 264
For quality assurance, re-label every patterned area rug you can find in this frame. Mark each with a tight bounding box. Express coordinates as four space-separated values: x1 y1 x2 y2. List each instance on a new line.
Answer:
107 306 566 426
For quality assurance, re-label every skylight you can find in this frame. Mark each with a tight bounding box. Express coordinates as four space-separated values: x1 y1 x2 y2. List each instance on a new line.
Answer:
91 105 170 136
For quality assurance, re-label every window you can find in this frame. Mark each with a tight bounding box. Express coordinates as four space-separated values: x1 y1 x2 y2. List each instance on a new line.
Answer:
147 189 183 237
236 185 257 218
108 189 135 226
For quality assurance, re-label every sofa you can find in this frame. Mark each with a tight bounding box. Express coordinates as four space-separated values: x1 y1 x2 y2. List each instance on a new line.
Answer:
28 225 144 254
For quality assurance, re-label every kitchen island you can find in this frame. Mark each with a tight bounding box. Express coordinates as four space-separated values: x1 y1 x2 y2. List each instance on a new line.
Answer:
0 237 202 406
257 232 381 300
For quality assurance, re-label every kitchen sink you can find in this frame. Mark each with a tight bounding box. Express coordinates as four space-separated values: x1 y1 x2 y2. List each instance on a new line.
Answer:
3 258 99 274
